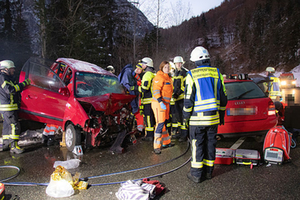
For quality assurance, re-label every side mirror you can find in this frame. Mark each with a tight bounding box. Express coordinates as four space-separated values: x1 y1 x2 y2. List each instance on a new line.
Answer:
59 87 70 96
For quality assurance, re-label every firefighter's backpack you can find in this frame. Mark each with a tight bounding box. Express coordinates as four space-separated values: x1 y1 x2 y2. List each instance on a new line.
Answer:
263 126 292 165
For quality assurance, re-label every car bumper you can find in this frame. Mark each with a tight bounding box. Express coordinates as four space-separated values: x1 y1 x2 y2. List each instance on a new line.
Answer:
217 118 277 137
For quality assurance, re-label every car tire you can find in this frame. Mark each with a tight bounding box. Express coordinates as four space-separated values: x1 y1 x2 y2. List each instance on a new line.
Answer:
65 124 81 151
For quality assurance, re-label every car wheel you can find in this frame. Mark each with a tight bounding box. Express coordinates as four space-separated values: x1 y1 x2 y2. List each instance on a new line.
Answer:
65 124 81 151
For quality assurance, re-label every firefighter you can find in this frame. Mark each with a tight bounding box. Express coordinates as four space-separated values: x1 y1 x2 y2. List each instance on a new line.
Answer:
151 61 174 154
172 56 189 142
0 60 31 154
183 47 227 183
118 58 152 132
140 60 156 141
168 62 176 136
106 65 115 74
42 124 61 146
265 67 281 101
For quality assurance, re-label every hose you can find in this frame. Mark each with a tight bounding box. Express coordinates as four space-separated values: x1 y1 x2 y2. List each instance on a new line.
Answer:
0 165 20 182
90 156 191 186
82 142 190 180
2 142 191 187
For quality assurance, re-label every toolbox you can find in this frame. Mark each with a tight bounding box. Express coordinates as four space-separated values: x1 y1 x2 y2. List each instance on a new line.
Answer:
234 149 261 166
215 148 234 165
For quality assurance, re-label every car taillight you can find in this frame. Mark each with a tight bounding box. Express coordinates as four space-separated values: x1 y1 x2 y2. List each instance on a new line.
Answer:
268 100 276 115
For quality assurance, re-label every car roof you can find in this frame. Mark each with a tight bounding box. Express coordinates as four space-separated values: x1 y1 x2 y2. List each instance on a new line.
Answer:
56 58 113 76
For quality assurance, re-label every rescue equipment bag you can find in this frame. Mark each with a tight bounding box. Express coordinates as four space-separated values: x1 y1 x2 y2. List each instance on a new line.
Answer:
263 126 292 165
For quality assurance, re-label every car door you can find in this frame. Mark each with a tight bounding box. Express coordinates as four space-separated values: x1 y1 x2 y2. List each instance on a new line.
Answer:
19 58 69 126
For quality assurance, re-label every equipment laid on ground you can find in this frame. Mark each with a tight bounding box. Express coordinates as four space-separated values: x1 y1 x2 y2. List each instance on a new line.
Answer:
215 148 234 165
215 148 261 167
235 149 261 168
263 126 292 165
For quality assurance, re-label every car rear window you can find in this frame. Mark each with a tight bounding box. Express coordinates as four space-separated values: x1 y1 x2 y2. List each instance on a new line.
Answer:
225 81 266 100
74 72 124 97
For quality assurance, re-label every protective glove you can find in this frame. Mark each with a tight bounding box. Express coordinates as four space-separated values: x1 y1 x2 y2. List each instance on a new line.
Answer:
139 104 144 116
219 111 225 125
160 102 166 110
173 93 179 99
183 118 189 129
130 85 136 91
22 78 31 86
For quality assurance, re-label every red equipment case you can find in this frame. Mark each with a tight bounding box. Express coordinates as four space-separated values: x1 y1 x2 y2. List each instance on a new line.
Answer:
215 148 234 165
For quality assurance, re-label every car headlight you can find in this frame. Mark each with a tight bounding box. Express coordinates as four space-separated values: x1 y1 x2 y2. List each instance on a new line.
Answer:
281 81 286 85
292 81 296 85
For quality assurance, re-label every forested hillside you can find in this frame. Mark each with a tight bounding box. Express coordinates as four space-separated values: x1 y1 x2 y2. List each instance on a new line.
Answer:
0 0 153 74
159 0 300 73
0 0 299 75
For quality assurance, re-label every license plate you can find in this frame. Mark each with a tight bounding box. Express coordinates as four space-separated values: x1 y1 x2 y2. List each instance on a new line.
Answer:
227 107 256 116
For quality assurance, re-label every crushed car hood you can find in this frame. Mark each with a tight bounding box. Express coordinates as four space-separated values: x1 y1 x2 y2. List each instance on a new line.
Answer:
77 93 135 114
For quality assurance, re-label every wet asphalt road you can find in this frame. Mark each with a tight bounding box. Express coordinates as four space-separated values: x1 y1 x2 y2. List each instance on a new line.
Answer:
1 134 300 200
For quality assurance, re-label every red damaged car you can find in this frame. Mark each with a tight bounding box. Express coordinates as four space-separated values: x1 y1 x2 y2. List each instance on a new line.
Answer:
19 57 135 152
218 76 277 138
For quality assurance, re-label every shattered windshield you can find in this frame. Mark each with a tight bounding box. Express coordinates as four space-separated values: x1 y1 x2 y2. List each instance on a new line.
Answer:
74 72 124 97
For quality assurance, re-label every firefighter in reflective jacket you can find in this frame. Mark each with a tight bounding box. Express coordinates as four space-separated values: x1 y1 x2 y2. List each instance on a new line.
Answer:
265 67 281 101
0 60 31 154
183 47 227 183
151 61 174 154
118 58 152 132
172 56 189 141
140 63 156 141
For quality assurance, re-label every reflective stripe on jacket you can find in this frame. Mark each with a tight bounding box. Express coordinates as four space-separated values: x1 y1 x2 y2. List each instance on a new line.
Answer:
268 75 281 97
0 72 26 112
152 71 173 103
173 67 188 101
141 69 155 105
183 65 227 126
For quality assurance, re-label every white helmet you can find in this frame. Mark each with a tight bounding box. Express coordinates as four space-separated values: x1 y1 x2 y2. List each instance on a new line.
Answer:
141 57 153 68
0 60 15 69
190 46 210 62
106 65 114 71
266 67 275 73
173 56 184 64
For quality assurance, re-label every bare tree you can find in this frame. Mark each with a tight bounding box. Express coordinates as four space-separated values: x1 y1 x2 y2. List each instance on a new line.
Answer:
169 0 191 26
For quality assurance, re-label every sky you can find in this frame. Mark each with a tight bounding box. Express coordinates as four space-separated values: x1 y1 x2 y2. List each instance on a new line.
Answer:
136 0 224 28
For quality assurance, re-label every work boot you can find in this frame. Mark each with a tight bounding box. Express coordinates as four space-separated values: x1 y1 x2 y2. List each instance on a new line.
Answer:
2 139 10 151
10 141 24 154
205 173 212 180
187 172 201 183
154 148 161 154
